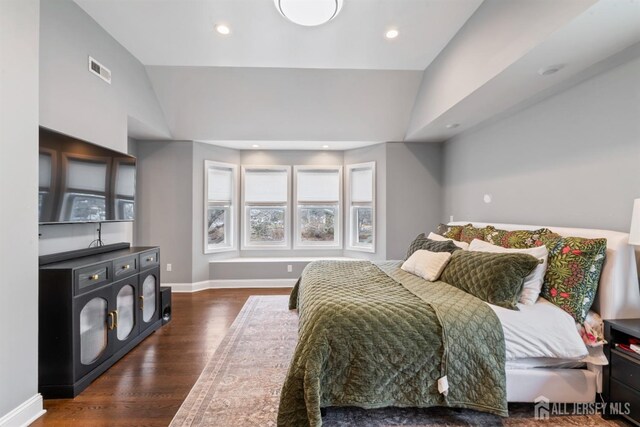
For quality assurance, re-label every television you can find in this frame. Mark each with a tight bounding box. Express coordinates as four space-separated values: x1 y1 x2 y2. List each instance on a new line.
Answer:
39 127 136 224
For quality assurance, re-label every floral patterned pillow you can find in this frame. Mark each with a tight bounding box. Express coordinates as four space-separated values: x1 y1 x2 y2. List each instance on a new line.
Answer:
459 224 488 244
436 223 465 241
484 227 558 249
540 236 607 323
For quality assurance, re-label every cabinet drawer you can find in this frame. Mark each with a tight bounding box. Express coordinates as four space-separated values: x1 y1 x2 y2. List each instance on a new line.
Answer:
610 378 639 423
140 250 159 270
75 262 111 294
114 255 138 279
611 350 640 391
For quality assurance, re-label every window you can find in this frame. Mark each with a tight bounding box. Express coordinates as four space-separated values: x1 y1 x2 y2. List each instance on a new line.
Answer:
205 160 238 253
293 166 342 249
347 162 375 252
242 166 291 249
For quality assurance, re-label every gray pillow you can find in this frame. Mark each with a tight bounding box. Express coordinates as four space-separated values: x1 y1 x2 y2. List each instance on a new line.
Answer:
405 234 460 260
440 251 540 310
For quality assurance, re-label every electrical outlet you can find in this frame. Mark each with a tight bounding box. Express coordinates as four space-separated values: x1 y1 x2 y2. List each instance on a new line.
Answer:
287 264 293 273
449 215 454 223
166 263 172 272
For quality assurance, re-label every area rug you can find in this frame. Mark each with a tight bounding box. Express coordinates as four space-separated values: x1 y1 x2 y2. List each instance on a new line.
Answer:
170 295 623 426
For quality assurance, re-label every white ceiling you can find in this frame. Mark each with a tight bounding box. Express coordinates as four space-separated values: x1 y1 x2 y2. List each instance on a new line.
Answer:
73 0 482 70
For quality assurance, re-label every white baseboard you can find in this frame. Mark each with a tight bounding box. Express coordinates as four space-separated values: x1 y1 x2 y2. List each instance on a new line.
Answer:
0 394 45 427
165 280 211 293
165 278 297 292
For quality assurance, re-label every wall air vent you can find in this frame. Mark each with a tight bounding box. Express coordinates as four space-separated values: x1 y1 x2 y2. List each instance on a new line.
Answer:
88 56 111 84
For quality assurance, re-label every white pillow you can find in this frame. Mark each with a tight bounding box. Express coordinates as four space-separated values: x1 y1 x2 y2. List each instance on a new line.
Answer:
401 250 452 282
427 232 469 250
468 239 549 305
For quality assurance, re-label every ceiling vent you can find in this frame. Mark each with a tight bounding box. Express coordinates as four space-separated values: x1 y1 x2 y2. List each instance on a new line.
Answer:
88 56 111 84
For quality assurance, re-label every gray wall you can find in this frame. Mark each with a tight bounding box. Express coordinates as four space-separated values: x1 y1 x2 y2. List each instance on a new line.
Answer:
386 143 443 259
0 0 40 418
343 143 388 260
443 53 640 232
38 0 170 255
135 141 193 283
146 66 422 142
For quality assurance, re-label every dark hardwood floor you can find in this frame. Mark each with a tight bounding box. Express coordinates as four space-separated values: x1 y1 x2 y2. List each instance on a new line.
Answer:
32 288 291 427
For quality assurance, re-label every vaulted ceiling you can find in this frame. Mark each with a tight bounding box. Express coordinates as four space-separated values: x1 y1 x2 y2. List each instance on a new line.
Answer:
75 0 640 149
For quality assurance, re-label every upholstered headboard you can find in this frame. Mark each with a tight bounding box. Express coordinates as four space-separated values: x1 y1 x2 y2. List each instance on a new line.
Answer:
449 222 640 320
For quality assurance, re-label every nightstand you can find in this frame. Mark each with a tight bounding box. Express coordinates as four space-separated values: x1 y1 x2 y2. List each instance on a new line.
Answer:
603 319 640 425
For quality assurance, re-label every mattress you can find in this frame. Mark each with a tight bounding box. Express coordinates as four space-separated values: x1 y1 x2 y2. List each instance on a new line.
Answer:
489 297 589 363
505 358 586 369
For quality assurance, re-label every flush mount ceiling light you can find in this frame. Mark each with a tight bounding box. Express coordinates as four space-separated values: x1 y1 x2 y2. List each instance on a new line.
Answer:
215 24 231 35
322 145 330 149
385 29 399 39
251 144 260 148
538 64 564 76
275 0 344 27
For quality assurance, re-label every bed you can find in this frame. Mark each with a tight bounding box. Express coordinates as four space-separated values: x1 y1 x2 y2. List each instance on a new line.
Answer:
277 222 640 427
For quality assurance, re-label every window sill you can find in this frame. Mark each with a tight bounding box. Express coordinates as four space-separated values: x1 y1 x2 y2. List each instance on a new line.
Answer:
210 256 357 263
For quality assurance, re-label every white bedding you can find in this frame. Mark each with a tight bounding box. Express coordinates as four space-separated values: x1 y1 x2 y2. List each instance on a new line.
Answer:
489 297 588 362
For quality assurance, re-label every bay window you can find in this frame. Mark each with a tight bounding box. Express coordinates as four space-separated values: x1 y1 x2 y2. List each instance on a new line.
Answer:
242 166 291 249
294 166 342 249
205 160 237 253
347 162 375 252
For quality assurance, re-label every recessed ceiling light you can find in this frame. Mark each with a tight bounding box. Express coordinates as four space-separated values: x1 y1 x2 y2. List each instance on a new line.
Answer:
445 123 460 129
275 0 343 27
322 145 330 149
538 64 564 76
215 24 231 35
385 29 399 39
251 144 260 148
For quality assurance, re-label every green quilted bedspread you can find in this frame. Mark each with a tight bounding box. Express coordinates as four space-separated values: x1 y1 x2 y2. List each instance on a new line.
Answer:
277 260 507 427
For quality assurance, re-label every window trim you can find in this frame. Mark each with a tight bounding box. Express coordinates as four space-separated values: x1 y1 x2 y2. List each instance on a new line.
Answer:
241 165 292 250
204 160 238 254
346 161 376 253
293 165 343 249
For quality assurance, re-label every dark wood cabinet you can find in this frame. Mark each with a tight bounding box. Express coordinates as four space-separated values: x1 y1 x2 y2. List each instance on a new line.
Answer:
603 319 640 424
39 244 163 398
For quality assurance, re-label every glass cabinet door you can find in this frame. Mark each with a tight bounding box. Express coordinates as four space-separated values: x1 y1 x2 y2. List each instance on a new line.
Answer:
79 296 108 365
141 274 157 322
116 284 136 341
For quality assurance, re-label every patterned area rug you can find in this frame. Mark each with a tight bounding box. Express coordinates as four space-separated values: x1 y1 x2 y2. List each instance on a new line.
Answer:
170 295 623 426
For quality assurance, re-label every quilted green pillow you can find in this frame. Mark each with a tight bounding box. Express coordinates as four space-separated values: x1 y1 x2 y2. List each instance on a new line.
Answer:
440 251 540 310
484 227 558 249
436 223 466 241
540 236 607 323
459 224 489 243
406 234 460 260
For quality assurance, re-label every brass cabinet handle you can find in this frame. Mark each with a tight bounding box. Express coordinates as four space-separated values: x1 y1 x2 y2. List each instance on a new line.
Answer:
108 311 115 330
139 295 144 310
113 310 119 328
146 257 154 262
90 274 100 280
122 264 130 270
